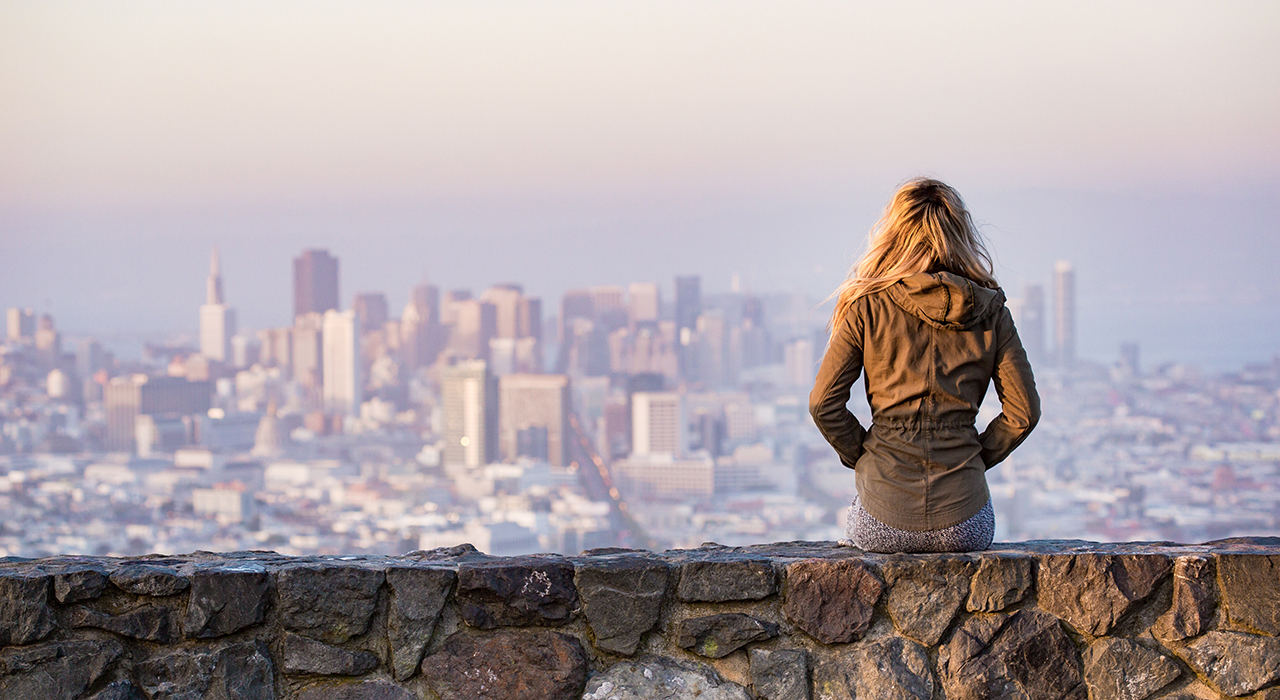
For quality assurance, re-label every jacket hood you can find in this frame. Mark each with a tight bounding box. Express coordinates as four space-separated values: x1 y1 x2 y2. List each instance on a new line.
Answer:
886 271 1006 330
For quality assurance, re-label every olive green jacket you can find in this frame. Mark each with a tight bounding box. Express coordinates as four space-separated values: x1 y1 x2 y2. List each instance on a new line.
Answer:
809 271 1040 531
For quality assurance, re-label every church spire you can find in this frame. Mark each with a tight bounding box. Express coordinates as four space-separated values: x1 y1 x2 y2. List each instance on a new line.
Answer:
207 246 224 305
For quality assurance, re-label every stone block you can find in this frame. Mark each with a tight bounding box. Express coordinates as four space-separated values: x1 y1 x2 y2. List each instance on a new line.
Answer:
422 629 588 700
939 609 1085 700
296 680 416 700
967 554 1033 612
1081 638 1180 700
278 564 385 644
677 559 777 602
183 564 270 638
1036 553 1170 636
136 640 274 700
783 558 882 644
1154 555 1216 641
576 555 670 655
386 565 455 680
456 557 578 628
0 571 55 646
1180 630 1280 697
882 555 975 645
749 649 809 700
282 632 380 676
70 604 178 643
1218 554 1280 636
814 636 933 700
675 613 779 659
109 564 189 597
53 565 109 603
582 655 751 700
0 639 122 699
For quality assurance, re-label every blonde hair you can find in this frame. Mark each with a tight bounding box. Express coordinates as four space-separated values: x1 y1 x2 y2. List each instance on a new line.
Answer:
829 178 997 327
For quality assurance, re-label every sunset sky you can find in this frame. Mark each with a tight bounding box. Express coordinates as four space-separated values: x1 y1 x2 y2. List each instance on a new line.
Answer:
2 2 1278 364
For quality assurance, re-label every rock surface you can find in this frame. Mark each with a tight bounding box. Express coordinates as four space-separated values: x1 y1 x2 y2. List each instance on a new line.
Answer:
675 613 779 658
70 604 178 642
576 555 670 655
940 609 1085 700
282 632 379 676
295 680 416 700
456 557 579 628
109 564 189 597
749 648 809 700
1081 638 1180 700
278 564 385 644
1217 554 1280 636
677 558 778 602
814 637 934 700
385 565 455 680
0 639 122 699
967 554 1034 612
783 558 882 644
53 565 109 603
582 655 752 700
1180 631 1280 697
183 564 270 638
421 629 588 700
86 679 145 700
1154 555 1215 640
1036 553 1170 635
0 571 54 646
882 555 975 645
135 640 275 700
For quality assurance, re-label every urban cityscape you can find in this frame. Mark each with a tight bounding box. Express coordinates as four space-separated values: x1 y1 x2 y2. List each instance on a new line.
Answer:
1 249 1278 559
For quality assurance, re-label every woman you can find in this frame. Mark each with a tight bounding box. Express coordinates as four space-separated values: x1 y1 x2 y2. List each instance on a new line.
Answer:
809 178 1039 553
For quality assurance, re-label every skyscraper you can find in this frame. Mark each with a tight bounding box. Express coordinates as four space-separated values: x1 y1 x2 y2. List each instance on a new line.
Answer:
199 247 236 362
6 308 34 342
442 360 496 469
628 283 660 325
1020 284 1046 367
675 276 702 333
1054 261 1076 369
293 249 339 319
352 293 389 333
322 309 361 415
498 373 570 466
631 391 685 457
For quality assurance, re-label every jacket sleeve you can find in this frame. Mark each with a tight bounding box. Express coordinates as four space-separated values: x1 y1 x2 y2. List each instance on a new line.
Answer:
978 308 1041 469
809 308 867 470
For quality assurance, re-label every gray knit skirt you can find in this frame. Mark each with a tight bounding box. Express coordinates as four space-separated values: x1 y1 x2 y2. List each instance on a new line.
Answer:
843 494 994 553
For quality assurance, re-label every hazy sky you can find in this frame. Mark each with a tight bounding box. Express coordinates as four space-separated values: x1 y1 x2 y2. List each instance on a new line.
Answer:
2 2 1278 364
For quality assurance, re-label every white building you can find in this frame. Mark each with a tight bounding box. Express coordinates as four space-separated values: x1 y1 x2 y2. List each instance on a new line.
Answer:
613 453 714 500
442 360 494 468
628 283 660 324
199 247 237 362
631 391 685 457
322 309 361 415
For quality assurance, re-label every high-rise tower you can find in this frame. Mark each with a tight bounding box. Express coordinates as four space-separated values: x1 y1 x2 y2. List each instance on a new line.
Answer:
199 247 236 362
1020 284 1046 367
1054 261 1076 369
294 249 339 320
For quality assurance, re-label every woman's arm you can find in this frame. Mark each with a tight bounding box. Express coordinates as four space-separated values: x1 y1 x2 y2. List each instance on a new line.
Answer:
809 310 868 470
978 309 1041 468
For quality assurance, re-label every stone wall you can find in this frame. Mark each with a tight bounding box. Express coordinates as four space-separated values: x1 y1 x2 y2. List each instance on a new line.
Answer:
3 538 1280 700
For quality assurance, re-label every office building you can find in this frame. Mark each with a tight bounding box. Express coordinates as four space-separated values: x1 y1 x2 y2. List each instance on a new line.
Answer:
631 391 685 457
441 360 496 469
498 373 570 466
104 375 211 452
352 293 389 333
6 308 34 342
447 299 497 361
1018 284 1046 367
294 249 339 319
675 276 702 333
291 313 324 391
1054 261 1076 369
612 453 714 500
199 248 236 363
322 309 361 415
629 283 660 325
784 338 815 388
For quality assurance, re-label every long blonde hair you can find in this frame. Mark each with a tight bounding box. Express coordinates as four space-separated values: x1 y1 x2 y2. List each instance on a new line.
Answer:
829 178 997 327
